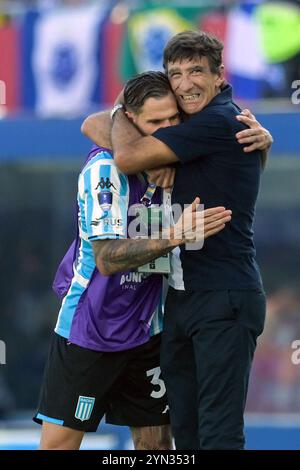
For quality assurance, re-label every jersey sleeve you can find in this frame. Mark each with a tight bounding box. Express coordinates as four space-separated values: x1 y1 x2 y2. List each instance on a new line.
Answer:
152 111 232 164
79 153 129 240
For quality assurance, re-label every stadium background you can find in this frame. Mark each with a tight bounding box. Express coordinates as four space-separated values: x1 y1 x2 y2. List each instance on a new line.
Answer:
0 0 300 450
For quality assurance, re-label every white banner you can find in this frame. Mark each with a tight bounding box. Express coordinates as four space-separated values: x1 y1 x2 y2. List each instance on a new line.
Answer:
32 4 108 117
226 7 267 79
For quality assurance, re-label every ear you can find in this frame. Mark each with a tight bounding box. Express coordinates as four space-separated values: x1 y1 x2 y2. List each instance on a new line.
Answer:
216 64 225 88
125 110 136 124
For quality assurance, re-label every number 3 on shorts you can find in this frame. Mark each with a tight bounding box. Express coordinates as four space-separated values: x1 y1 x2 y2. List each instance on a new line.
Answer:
146 366 166 399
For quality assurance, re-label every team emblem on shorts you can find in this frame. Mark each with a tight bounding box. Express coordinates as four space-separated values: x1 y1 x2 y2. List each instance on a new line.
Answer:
75 396 95 422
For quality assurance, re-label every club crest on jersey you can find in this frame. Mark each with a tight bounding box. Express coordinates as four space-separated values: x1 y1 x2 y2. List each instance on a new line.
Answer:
97 190 113 212
75 396 95 422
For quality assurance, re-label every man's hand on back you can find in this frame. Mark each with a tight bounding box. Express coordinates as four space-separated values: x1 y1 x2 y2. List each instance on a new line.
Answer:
236 109 273 153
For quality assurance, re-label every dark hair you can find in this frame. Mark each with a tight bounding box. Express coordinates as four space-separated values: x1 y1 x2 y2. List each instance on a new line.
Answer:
124 71 172 114
163 30 224 74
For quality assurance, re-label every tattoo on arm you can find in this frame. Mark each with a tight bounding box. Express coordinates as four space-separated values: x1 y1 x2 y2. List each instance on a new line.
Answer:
93 236 179 276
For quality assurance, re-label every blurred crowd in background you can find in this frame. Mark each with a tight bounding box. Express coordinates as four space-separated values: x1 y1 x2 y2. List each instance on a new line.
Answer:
0 0 300 420
0 0 300 117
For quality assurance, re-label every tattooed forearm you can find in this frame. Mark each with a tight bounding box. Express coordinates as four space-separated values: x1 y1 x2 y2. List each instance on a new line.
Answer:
92 234 180 276
92 203 232 275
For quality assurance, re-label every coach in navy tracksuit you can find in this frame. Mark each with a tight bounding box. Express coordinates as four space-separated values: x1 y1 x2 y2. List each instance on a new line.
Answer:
108 31 271 450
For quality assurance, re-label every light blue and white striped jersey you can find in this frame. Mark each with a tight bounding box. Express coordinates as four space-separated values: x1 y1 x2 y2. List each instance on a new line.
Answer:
54 147 164 352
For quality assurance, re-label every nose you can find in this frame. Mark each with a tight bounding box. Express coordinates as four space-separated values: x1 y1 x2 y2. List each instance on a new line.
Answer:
178 73 194 92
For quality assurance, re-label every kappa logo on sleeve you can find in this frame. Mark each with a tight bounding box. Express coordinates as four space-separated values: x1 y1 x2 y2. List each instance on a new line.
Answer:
95 177 116 191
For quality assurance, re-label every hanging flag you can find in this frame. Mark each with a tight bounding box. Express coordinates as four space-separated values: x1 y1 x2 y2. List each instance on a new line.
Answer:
0 25 20 114
27 3 109 116
199 11 228 45
127 8 192 73
101 18 125 106
226 4 267 99
199 11 229 78
255 1 300 63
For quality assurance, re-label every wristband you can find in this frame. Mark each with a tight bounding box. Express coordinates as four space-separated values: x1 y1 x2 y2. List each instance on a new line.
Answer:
110 103 124 120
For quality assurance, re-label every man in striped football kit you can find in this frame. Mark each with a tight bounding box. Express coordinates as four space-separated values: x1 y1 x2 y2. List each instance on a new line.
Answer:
34 71 231 450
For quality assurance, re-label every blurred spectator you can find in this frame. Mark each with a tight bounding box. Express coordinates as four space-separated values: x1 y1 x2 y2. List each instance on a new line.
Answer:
247 286 300 412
